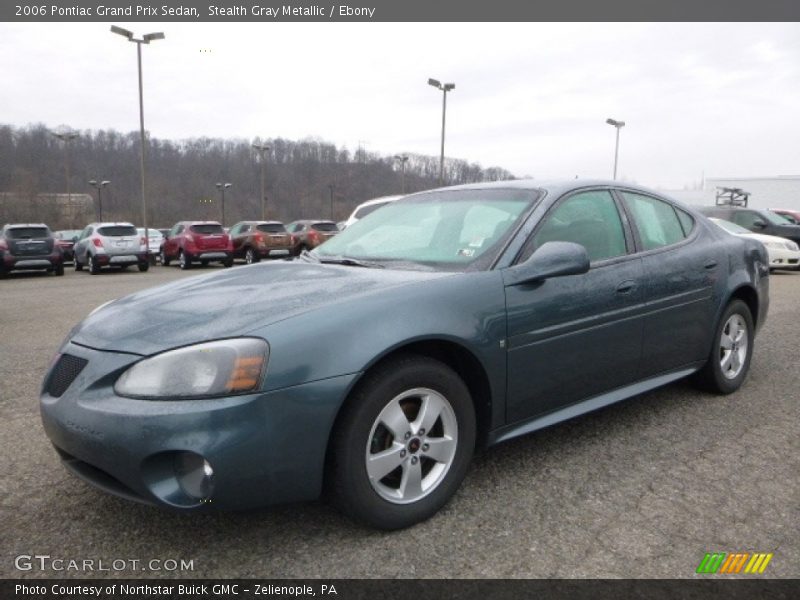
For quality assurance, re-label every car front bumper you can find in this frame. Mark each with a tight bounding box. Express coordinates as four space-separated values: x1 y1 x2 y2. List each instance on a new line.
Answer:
40 342 358 511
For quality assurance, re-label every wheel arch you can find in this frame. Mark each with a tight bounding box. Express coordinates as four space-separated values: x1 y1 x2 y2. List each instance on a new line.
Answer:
727 284 759 329
324 337 494 475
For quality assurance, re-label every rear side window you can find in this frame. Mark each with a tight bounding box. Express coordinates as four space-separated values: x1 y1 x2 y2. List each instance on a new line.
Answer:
98 226 137 237
528 190 627 263
312 222 338 232
622 192 686 250
676 208 694 236
257 223 286 233
6 227 50 239
190 224 224 234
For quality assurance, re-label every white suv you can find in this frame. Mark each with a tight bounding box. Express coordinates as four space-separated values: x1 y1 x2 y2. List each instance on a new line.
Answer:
73 222 149 274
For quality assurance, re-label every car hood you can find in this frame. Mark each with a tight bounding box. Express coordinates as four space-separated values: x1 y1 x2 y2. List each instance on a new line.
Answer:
70 261 451 356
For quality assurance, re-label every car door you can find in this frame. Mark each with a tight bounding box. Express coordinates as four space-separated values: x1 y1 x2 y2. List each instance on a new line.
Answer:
74 226 93 263
618 190 718 376
165 224 182 258
229 224 243 256
504 188 645 424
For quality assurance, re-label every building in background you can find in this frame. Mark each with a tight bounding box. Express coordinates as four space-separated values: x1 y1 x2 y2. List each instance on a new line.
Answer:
662 176 800 211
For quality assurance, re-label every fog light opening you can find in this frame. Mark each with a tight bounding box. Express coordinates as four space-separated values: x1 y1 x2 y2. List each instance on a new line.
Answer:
174 452 215 501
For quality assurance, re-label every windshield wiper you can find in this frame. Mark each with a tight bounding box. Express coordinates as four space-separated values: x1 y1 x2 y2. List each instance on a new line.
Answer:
318 256 385 269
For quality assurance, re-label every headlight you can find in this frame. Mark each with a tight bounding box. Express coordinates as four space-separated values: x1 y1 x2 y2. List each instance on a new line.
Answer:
115 338 269 399
786 241 799 251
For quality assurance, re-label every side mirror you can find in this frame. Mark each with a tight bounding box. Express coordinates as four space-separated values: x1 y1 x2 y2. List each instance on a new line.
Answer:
504 241 590 286
752 219 766 229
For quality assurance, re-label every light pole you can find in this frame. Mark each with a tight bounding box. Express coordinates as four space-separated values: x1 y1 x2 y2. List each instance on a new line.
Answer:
111 25 164 245
88 179 110 221
394 154 409 193
428 78 455 186
328 184 335 220
252 142 271 220
216 183 232 225
605 118 625 180
51 130 79 206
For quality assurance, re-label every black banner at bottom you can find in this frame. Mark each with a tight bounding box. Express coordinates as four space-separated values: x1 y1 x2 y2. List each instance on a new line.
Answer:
4 579 800 600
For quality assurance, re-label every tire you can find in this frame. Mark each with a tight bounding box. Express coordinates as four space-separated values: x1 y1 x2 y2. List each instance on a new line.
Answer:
328 354 476 530
179 251 191 270
245 248 259 264
223 258 234 268
694 299 754 394
138 261 149 272
161 250 170 266
88 254 100 275
201 260 209 267
54 264 64 276
74 257 83 271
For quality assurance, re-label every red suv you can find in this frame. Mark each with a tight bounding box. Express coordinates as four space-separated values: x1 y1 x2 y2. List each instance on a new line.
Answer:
160 221 233 270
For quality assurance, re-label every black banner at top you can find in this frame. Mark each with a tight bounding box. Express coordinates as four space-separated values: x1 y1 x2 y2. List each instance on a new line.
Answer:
3 0 800 22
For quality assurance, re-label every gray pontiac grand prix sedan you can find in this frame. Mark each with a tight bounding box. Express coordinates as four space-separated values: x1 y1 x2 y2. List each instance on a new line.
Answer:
40 180 769 529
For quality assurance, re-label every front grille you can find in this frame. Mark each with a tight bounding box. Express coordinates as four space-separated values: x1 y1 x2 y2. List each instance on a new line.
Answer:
45 354 88 397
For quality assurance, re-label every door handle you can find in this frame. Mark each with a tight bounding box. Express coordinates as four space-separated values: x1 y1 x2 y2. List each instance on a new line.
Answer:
616 280 636 294
704 260 718 270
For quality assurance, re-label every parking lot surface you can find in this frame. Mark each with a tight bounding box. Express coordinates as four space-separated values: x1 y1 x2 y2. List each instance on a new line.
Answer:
1 265 798 578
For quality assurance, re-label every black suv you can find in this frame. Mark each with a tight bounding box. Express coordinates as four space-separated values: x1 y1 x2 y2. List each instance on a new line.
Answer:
0 223 64 277
697 206 800 245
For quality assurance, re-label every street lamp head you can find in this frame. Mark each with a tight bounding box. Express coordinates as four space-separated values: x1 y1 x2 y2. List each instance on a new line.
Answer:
89 179 97 186
428 78 442 89
101 180 111 187
143 32 165 43
225 183 232 189
444 83 456 91
606 118 625 128
110 25 133 39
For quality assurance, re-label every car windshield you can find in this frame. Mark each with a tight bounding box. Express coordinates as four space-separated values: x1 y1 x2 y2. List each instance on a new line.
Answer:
711 218 751 235
137 228 163 239
257 223 286 233
190 224 224 234
311 222 338 232
762 210 793 225
767 211 795 225
313 188 538 271
7 227 49 239
98 225 137 237
354 201 390 220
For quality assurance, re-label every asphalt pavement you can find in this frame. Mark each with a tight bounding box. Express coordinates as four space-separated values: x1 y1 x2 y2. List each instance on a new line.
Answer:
1 263 798 579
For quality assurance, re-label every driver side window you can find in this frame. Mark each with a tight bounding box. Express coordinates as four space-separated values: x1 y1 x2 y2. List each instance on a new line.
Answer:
523 190 628 263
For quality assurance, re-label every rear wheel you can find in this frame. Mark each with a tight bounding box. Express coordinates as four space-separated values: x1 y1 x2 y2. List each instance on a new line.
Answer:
88 254 100 275
179 251 191 270
54 264 64 276
138 261 149 272
161 250 170 266
245 248 259 264
74 257 83 271
694 299 754 394
223 258 234 268
328 355 476 530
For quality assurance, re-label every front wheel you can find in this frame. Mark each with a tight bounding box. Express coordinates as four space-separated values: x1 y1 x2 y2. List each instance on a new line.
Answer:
160 250 170 266
74 257 83 271
694 299 754 394
328 355 476 530
138 261 149 272
54 264 64 276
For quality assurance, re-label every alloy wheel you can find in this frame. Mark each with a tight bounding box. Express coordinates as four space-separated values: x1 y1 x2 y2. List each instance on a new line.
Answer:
719 314 748 380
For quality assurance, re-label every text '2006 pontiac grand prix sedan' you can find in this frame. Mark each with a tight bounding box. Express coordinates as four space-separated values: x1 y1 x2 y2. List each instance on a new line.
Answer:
40 180 769 529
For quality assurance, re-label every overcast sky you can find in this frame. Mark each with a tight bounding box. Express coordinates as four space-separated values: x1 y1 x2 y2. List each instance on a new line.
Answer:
1 22 799 189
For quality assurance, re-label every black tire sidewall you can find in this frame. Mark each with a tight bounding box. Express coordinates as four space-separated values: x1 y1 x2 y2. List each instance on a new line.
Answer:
330 355 476 530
